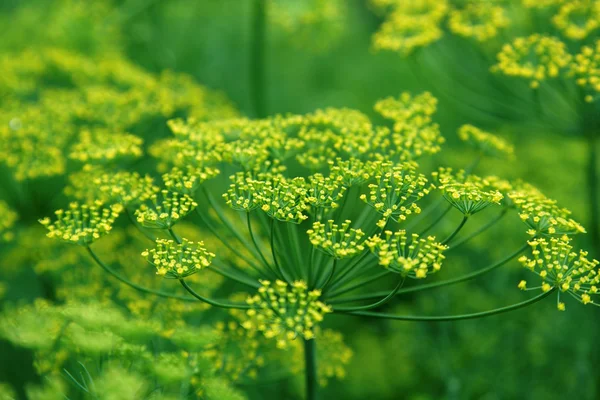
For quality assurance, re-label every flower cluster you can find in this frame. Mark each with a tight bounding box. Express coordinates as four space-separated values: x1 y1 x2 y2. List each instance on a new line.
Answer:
244 280 332 349
360 161 431 227
437 177 503 216
371 0 447 54
457 124 515 159
305 173 347 214
135 190 198 229
552 1 600 40
492 34 572 88
307 220 366 259
68 129 143 163
256 175 309 223
162 165 220 195
0 201 17 241
374 92 444 160
519 237 600 310
508 182 586 236
366 230 447 278
448 3 509 42
40 202 123 245
66 167 159 207
571 40 600 102
142 238 215 279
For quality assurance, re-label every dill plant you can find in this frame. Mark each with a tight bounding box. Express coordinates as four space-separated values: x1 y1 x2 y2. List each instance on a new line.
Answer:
36 89 600 399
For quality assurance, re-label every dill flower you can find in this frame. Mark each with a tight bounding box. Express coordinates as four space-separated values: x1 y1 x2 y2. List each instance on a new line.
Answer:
373 92 444 160
492 34 572 88
256 175 309 223
135 190 198 229
0 200 18 241
360 161 431 227
437 177 503 216
40 202 122 246
519 237 600 309
328 157 379 187
243 280 332 349
508 182 586 235
163 165 220 195
448 3 509 42
372 14 443 54
307 220 366 259
68 129 143 163
66 167 159 207
305 173 347 214
223 172 266 212
552 1 600 40
366 230 447 279
142 238 215 278
457 124 515 159
570 40 600 101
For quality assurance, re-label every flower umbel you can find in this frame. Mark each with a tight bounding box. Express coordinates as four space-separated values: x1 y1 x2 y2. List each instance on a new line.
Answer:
40 202 123 246
307 220 366 259
244 280 332 349
135 190 198 229
366 230 447 279
142 238 215 279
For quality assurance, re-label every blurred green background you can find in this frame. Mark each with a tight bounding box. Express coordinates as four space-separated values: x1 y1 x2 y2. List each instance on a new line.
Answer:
0 0 599 399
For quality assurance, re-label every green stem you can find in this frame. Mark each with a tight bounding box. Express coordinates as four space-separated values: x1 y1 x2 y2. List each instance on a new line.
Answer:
179 279 251 309
441 215 468 246
419 204 452 236
125 208 156 242
208 262 260 289
334 276 404 312
319 259 337 290
247 212 278 279
346 289 554 321
270 219 291 282
86 246 196 302
250 0 266 118
304 339 317 400
329 242 529 304
447 209 507 251
586 126 599 256
326 270 390 299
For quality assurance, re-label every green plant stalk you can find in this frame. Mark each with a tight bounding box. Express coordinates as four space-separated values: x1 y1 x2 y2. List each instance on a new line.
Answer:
586 126 599 256
329 242 529 304
441 215 469 246
246 212 279 279
447 209 507 251
419 204 453 236
270 219 293 282
179 279 251 309
304 339 318 400
319 259 337 289
86 246 195 302
334 276 405 312
326 270 390 299
250 0 266 118
347 289 555 321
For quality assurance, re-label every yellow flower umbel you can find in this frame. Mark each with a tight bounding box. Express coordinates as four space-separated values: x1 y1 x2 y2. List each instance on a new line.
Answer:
366 230 447 279
437 178 503 216
142 238 215 279
457 124 515 159
552 1 600 40
135 190 198 229
66 168 159 207
373 92 444 160
360 161 431 228
256 175 309 223
68 129 143 164
448 3 509 42
243 280 332 349
492 34 572 88
0 201 18 241
162 165 220 195
307 220 366 259
508 182 586 236
40 202 123 246
305 173 347 215
371 0 447 54
519 237 600 310
571 40 600 102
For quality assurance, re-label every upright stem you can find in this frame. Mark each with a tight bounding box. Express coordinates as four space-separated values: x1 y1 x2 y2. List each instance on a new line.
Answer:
250 0 266 118
441 216 468 246
586 126 599 257
304 339 318 400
